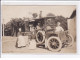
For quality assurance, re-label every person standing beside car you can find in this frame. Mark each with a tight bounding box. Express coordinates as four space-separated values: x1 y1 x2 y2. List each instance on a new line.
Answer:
16 28 26 48
55 22 64 33
55 22 65 41
36 23 41 31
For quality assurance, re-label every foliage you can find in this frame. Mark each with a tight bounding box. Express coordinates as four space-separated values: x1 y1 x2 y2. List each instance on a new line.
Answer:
4 18 26 36
3 14 68 36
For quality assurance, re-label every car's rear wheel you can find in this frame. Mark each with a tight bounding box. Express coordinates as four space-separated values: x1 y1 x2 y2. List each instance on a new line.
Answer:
66 34 74 46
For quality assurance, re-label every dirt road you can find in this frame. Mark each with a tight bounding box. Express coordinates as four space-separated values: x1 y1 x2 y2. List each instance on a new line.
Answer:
2 36 76 54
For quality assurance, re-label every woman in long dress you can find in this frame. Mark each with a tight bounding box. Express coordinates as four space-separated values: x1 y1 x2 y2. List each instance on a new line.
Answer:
28 25 36 49
16 28 26 48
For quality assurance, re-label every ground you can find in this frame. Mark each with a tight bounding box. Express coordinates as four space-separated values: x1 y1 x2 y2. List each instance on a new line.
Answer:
2 36 76 54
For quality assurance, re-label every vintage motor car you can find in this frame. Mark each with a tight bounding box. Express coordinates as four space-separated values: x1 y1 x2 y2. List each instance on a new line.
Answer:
28 16 74 52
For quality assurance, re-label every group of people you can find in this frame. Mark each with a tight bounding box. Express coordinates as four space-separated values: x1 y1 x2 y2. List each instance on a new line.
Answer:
16 23 41 49
16 21 64 48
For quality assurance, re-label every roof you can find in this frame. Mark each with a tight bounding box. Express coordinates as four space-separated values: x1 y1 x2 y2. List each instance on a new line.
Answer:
70 10 76 18
46 13 55 18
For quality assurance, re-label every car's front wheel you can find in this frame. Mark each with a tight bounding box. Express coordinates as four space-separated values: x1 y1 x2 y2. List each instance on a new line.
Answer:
47 36 62 52
36 30 45 44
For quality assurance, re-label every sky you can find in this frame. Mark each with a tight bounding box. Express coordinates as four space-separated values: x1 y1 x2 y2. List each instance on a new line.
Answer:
2 5 76 24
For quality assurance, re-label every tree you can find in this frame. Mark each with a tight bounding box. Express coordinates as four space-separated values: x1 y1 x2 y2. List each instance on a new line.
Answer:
4 18 26 36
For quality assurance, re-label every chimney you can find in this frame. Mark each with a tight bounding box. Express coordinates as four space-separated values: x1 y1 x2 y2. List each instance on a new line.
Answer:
39 11 42 18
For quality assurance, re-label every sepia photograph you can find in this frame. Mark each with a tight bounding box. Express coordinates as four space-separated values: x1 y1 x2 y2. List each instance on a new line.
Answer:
2 5 76 53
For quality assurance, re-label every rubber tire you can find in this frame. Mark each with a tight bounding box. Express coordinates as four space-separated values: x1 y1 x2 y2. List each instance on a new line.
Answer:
36 30 45 44
67 34 74 47
47 36 62 52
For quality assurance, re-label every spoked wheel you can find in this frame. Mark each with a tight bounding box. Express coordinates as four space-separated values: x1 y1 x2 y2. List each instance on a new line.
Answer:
66 34 74 46
47 37 62 52
36 30 45 44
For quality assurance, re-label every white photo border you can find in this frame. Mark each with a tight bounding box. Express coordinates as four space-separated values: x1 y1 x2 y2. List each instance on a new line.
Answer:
1 1 80 58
